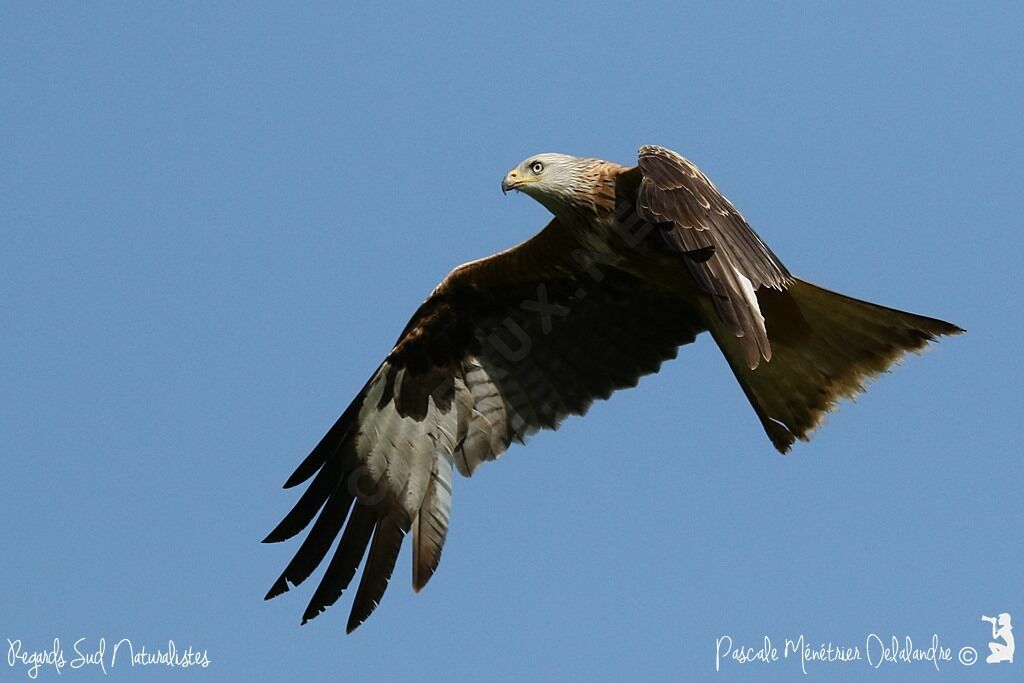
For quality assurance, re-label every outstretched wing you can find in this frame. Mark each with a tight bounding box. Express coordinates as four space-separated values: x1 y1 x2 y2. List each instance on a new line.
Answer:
634 145 792 369
263 218 705 632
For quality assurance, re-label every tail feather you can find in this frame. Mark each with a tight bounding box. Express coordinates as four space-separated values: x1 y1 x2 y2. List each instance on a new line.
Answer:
710 278 963 452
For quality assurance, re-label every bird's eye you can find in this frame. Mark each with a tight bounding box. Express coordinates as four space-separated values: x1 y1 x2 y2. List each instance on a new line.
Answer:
530 161 544 174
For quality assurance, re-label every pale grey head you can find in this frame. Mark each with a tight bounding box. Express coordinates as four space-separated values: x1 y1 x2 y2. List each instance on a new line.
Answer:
501 152 605 216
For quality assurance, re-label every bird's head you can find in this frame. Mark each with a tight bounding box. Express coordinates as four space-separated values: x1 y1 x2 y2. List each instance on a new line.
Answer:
501 153 604 216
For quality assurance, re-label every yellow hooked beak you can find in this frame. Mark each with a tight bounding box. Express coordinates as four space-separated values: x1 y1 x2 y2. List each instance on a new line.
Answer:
501 170 539 194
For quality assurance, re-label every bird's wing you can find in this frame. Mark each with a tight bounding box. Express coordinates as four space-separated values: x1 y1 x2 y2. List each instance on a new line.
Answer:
264 218 705 632
634 145 792 369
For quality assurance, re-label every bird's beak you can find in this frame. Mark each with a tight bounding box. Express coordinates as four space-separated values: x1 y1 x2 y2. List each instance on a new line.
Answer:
501 171 518 194
501 170 536 195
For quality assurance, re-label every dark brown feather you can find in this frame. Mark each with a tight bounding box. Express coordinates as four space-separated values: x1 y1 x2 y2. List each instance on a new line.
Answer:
635 145 791 367
301 502 376 624
264 483 355 599
263 453 349 543
346 513 409 633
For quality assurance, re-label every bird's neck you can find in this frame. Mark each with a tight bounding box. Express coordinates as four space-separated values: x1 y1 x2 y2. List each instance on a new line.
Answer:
545 161 625 225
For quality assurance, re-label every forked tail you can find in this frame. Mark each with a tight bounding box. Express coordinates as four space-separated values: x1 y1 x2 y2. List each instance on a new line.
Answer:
709 278 963 452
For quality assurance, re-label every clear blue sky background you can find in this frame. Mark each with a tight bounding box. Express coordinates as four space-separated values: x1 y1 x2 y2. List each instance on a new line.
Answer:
2 3 1021 682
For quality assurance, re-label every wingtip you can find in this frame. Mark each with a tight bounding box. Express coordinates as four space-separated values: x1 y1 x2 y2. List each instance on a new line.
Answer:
346 608 369 634
301 605 324 625
264 577 289 601
262 528 288 544
412 566 435 593
346 610 375 634
282 469 309 490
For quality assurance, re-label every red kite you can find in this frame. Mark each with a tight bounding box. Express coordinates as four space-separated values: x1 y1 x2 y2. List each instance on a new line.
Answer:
264 145 962 632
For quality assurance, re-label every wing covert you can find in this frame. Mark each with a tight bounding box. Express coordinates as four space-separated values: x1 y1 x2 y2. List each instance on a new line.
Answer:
635 145 792 368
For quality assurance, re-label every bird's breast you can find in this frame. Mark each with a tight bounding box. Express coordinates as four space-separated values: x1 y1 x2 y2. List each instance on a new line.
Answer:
568 213 629 266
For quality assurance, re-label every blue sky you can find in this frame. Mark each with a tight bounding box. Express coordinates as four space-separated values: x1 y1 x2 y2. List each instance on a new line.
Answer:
2 3 1021 681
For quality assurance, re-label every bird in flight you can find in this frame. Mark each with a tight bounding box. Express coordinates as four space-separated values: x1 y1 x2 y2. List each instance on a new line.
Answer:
264 145 962 632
